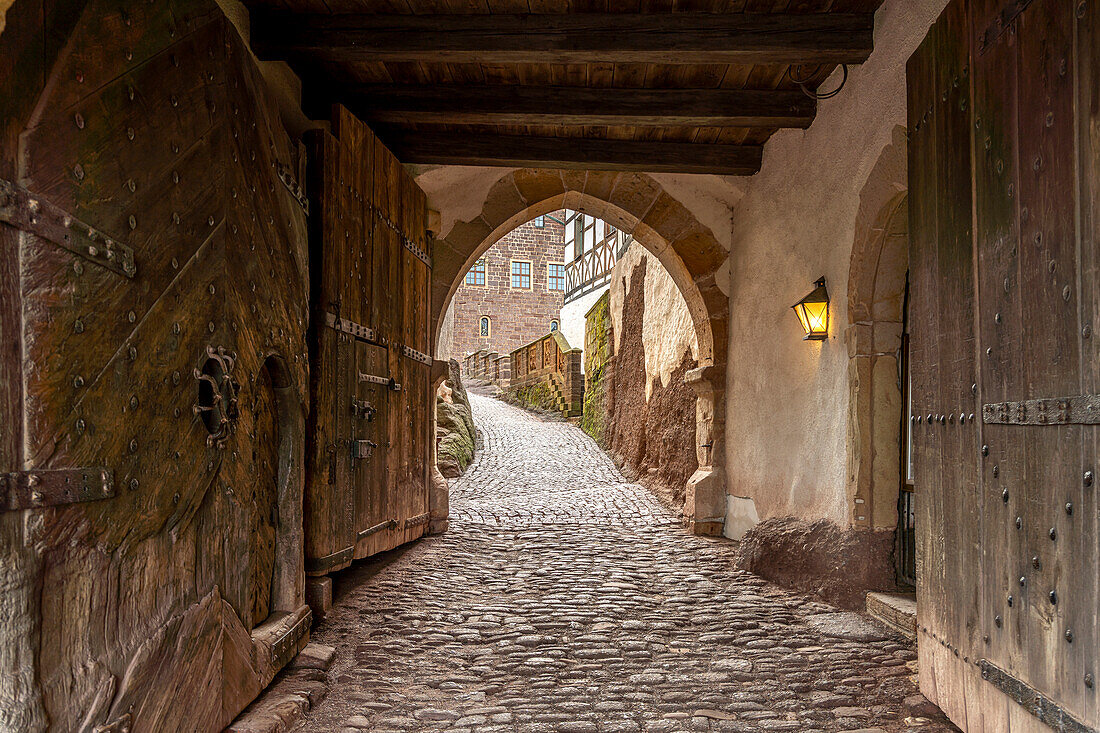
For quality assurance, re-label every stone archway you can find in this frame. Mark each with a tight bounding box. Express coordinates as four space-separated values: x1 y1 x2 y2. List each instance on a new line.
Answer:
427 169 729 535
846 126 909 532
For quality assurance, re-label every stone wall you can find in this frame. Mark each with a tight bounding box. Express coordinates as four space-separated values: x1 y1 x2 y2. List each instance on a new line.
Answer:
508 331 583 417
580 291 612 445
436 360 476 478
559 286 607 373
446 214 566 359
601 246 699 510
610 243 698 399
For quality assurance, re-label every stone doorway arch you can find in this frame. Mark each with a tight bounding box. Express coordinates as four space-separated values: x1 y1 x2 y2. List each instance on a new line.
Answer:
846 127 909 533
427 169 729 535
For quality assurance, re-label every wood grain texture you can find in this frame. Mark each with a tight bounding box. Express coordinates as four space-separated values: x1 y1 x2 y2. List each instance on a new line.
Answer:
251 11 875 65
315 83 816 128
246 0 885 172
304 105 430 572
377 129 763 174
0 4 310 730
912 0 1100 728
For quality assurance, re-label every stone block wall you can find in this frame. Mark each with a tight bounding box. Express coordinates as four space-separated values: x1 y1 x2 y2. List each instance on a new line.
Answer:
448 214 567 359
509 331 584 417
461 349 510 389
580 291 612 445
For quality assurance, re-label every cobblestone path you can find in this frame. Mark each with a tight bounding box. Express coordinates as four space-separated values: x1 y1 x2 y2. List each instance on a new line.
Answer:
295 394 957 733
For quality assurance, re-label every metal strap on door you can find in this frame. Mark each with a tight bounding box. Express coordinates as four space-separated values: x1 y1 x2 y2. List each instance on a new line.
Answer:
983 395 1100 425
325 312 375 342
359 372 400 391
369 202 431 267
400 344 432 366
0 468 115 511
979 661 1097 733
0 177 137 277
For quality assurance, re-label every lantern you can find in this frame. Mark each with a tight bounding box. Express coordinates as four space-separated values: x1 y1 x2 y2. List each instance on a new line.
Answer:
792 277 829 340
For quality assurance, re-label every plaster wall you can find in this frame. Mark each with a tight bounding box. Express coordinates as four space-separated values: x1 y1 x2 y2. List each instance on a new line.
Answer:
437 300 456 361
610 242 698 400
414 166 741 278
0 1 13 36
724 0 949 526
560 287 608 369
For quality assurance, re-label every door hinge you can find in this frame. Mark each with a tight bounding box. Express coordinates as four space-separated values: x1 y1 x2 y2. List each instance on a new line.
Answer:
0 177 136 278
1 468 115 512
369 203 431 267
276 161 309 214
983 394 1100 425
404 512 430 529
270 610 312 668
400 344 432 366
979 660 1096 733
325 312 375 342
358 372 400 391
358 519 397 540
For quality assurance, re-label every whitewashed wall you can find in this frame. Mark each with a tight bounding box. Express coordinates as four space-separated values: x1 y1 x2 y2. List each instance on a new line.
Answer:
723 0 951 529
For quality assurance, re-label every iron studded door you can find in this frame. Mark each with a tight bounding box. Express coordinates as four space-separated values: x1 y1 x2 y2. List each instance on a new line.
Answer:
303 105 432 576
910 0 1099 730
0 6 310 730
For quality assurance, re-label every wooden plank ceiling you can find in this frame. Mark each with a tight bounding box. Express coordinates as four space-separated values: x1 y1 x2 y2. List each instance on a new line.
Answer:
247 0 886 175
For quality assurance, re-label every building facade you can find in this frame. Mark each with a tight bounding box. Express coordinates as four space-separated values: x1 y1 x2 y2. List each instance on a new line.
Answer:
558 211 630 361
445 213 567 359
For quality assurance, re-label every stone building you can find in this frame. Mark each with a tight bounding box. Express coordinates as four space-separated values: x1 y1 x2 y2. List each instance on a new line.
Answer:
438 213 566 360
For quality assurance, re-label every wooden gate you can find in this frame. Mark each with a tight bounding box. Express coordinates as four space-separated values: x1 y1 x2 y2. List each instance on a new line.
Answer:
0 3 312 730
909 0 1099 730
304 105 432 578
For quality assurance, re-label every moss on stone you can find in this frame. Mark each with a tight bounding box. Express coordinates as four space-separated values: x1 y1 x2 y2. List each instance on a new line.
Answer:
436 360 477 478
580 291 612 446
504 381 558 413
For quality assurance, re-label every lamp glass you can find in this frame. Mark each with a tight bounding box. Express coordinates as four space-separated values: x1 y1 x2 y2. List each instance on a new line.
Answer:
792 278 829 340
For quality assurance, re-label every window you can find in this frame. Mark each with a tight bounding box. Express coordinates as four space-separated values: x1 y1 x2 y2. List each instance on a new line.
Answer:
479 316 490 337
511 260 531 289
550 320 559 332
465 259 486 286
548 262 565 291
533 215 545 228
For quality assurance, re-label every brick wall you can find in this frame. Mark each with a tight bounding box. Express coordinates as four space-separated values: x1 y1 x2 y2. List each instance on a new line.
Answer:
449 213 566 359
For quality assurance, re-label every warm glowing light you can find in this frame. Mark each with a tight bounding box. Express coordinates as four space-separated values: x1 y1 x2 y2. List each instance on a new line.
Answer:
792 277 829 341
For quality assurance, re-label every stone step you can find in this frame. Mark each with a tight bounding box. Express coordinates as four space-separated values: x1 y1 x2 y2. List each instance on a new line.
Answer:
865 591 916 640
226 642 336 733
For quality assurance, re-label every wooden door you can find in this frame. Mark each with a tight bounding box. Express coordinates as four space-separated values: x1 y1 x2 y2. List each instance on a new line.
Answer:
249 362 281 627
304 105 432 577
909 0 1099 729
0 3 310 730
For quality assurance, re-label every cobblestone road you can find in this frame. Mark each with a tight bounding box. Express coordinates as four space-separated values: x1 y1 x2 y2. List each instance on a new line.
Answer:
295 394 957 733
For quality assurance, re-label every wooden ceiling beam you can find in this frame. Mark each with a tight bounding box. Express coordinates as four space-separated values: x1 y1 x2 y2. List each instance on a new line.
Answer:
375 130 764 175
252 11 874 65
311 84 816 128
